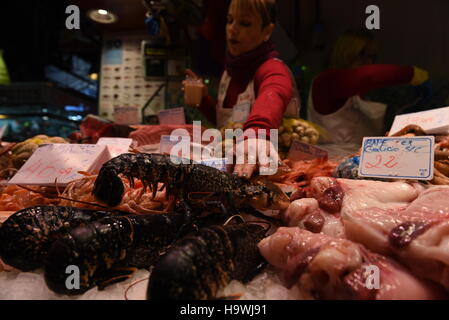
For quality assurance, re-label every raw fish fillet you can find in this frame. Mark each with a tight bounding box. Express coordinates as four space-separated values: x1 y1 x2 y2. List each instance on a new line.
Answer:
343 186 449 289
259 228 447 300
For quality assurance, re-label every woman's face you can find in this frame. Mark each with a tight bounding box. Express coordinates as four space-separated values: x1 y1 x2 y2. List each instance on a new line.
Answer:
226 5 274 57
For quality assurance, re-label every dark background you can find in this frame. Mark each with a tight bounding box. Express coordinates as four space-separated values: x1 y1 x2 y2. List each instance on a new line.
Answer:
0 0 448 119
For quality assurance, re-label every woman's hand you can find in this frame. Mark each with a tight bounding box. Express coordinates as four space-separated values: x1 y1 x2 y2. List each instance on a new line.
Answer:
233 137 280 178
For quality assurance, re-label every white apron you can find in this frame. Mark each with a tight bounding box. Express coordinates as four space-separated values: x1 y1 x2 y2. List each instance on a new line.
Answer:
216 58 300 129
307 83 387 146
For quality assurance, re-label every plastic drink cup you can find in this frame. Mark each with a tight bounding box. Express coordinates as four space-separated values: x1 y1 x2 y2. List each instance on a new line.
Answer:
184 77 203 107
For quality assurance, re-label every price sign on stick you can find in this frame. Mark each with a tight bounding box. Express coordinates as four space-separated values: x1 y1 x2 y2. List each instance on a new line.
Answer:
9 144 111 186
358 137 434 180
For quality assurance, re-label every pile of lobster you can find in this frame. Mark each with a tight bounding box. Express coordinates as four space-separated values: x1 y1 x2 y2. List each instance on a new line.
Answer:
0 153 290 299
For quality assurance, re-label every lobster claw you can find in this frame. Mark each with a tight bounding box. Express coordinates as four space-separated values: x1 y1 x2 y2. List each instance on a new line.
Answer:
246 178 290 211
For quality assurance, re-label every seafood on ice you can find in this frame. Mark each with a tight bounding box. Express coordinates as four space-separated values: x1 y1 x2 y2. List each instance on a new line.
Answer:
259 228 447 300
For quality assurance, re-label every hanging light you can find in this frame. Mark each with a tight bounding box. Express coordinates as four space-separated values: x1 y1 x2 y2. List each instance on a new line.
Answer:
87 9 118 24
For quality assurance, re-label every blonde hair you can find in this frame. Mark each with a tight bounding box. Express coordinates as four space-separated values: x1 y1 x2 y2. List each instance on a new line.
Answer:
330 29 376 69
229 0 276 29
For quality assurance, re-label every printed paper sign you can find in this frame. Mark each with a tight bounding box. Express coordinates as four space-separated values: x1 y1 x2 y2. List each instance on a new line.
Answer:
197 158 228 171
358 136 434 180
158 107 186 125
388 106 449 136
9 144 111 186
159 135 190 155
232 102 251 123
97 137 132 158
288 140 328 161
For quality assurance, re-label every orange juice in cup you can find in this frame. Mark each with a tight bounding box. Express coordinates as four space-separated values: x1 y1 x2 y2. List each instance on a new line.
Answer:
184 77 204 107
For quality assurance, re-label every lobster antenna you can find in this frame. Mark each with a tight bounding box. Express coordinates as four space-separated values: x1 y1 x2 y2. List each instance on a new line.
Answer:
246 220 272 234
54 178 61 196
223 214 246 226
124 277 150 300
17 185 111 210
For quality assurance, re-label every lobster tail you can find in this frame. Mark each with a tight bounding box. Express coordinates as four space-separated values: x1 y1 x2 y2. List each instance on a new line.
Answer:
147 224 266 300
93 166 124 207
0 206 113 271
44 216 138 295
44 220 119 295
147 246 196 300
44 233 89 295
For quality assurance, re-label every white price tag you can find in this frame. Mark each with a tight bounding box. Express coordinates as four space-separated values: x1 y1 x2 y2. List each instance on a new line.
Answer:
197 158 228 171
389 106 449 136
9 144 111 186
97 137 132 158
358 136 434 180
158 107 186 125
159 135 190 155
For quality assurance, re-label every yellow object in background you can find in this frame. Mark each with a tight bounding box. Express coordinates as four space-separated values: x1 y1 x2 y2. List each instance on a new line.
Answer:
11 135 68 169
279 118 325 147
0 50 10 85
410 66 429 86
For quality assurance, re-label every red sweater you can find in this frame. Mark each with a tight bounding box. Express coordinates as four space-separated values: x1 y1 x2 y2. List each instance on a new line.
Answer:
312 64 414 115
199 59 294 133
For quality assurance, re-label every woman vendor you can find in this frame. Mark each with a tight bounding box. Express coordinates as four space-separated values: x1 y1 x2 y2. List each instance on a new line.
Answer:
184 0 300 178
307 29 431 149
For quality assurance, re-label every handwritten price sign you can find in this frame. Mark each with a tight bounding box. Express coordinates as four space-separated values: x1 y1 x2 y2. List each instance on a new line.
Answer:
9 144 111 186
358 137 434 180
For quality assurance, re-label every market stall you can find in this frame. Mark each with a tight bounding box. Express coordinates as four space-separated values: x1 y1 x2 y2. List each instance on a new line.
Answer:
1 0 449 302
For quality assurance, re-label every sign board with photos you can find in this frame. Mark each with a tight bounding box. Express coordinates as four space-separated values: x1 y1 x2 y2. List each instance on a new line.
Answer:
99 35 167 123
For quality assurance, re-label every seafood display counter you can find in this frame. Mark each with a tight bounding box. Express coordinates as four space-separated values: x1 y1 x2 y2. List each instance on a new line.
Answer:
0 152 303 300
2 123 449 300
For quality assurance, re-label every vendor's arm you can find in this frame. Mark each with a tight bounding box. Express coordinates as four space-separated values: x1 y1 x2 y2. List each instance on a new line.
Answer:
243 59 294 135
313 64 428 115
234 60 293 178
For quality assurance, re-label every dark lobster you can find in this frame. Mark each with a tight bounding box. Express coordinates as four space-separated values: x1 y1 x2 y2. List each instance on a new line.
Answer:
147 219 268 300
92 153 290 214
0 206 119 271
44 212 202 295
